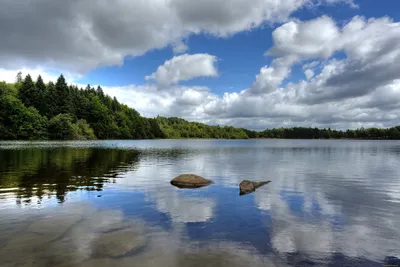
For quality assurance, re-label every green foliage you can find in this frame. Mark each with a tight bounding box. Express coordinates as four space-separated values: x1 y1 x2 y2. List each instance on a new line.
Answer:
0 84 48 140
48 114 77 140
53 75 72 116
18 74 38 108
35 75 47 114
48 114 96 140
256 126 400 140
155 116 249 139
44 81 57 116
0 82 16 96
74 119 96 140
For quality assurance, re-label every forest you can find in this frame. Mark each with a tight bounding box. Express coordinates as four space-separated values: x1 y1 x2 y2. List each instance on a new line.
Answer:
1 73 399 140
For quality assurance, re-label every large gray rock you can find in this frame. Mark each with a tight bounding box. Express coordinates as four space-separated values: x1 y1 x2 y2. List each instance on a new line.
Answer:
170 174 212 189
239 180 271 195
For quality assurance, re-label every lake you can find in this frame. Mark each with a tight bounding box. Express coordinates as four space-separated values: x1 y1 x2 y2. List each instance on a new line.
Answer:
0 140 399 267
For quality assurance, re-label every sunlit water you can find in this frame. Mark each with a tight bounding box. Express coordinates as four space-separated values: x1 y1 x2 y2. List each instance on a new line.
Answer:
0 140 399 267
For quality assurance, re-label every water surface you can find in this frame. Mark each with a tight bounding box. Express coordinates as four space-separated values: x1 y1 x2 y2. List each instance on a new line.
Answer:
0 140 399 267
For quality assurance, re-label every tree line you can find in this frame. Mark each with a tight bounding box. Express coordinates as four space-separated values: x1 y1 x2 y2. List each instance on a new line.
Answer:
1 73 164 140
243 126 400 140
156 116 249 139
1 73 399 140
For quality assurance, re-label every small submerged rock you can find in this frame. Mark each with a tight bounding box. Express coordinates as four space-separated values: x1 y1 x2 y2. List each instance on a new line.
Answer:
170 174 212 189
239 180 271 195
92 228 147 258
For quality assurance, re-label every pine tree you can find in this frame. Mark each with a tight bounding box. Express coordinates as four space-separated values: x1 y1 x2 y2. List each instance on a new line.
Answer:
18 74 35 107
45 82 57 117
54 74 72 115
35 75 47 114
36 75 46 92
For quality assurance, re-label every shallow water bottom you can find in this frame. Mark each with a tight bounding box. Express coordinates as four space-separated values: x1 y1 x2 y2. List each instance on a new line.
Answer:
0 204 288 267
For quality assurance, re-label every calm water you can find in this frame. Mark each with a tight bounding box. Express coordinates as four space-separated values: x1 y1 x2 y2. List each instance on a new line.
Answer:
0 140 399 267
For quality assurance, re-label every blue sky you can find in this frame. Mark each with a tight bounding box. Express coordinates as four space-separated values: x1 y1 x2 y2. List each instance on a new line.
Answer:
1 0 400 130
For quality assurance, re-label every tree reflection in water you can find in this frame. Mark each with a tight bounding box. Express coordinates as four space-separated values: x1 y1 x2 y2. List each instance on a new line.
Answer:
0 148 141 204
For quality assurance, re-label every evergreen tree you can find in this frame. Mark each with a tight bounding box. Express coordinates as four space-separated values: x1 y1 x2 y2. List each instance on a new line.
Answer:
18 74 36 108
45 81 58 117
54 75 72 115
35 75 47 114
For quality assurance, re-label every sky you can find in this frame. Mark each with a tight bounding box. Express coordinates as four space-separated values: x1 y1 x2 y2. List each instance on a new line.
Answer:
1 0 400 130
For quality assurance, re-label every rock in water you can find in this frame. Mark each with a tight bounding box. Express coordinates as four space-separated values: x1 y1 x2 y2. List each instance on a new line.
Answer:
170 174 212 189
92 229 147 258
239 180 271 195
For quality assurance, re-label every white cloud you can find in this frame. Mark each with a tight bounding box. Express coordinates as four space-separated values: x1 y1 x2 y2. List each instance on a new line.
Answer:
98 82 216 119
304 69 314 80
302 61 320 70
266 16 340 59
2 0 356 75
101 84 176 118
172 41 189 54
267 15 400 64
246 56 296 95
172 0 307 36
145 54 218 86
196 15 400 129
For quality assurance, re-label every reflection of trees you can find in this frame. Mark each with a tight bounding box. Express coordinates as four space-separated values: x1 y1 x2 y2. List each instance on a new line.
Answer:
0 148 141 204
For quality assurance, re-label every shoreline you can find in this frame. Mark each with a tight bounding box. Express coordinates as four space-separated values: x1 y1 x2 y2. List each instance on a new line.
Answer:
0 138 399 142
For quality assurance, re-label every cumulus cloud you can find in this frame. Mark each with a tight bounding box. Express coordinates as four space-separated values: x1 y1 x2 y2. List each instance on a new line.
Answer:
145 54 218 86
266 16 400 105
100 84 177 118
246 56 297 95
267 15 400 64
171 0 307 36
260 15 400 105
97 83 217 120
194 15 400 129
1 0 352 74
266 16 340 59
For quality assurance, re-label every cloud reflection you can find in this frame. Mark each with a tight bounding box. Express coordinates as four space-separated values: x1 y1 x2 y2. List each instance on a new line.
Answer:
0 203 287 267
117 141 400 263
